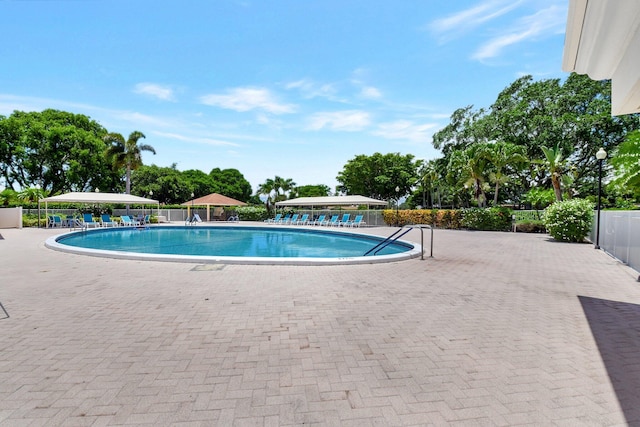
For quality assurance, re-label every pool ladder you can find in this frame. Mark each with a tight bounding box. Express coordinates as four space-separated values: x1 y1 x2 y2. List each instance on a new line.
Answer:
364 224 433 260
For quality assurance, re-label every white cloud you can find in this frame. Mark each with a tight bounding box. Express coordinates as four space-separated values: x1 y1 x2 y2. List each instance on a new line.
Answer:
152 131 240 147
430 0 524 40
472 5 566 60
285 79 338 100
360 86 382 99
372 120 438 143
133 83 175 101
200 87 296 114
307 110 370 131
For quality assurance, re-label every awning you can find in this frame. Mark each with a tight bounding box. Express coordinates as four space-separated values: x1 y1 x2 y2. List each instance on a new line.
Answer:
40 192 158 205
562 0 640 115
181 193 247 221
275 195 387 207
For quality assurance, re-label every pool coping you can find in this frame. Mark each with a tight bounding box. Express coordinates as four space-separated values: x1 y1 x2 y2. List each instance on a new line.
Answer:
44 224 423 265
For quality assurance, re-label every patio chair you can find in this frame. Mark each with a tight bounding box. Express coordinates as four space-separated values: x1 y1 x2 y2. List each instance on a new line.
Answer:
285 214 299 225
100 214 118 227
312 214 326 226
275 214 291 225
323 215 339 226
345 215 365 227
48 215 62 228
121 215 140 226
82 213 100 228
335 214 350 226
295 213 309 225
264 213 282 224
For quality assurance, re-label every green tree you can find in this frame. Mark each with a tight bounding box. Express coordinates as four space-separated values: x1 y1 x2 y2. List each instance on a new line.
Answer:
209 168 252 202
483 141 528 205
104 131 156 195
131 164 191 204
540 144 566 201
257 177 278 213
337 152 422 201
608 130 640 200
297 184 331 198
447 145 490 207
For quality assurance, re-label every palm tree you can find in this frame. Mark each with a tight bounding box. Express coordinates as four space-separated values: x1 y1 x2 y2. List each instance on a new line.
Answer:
257 178 277 213
103 131 156 194
448 145 490 207
541 144 566 202
483 141 528 205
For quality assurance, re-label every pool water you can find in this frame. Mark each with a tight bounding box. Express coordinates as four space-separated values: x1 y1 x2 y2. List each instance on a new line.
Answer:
53 226 415 261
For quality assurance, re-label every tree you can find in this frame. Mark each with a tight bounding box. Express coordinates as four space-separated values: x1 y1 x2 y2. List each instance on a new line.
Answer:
608 130 640 200
447 144 490 207
540 144 566 201
297 184 331 198
257 178 278 213
104 131 156 195
209 168 252 202
336 152 422 201
0 109 114 193
131 164 192 204
482 141 528 205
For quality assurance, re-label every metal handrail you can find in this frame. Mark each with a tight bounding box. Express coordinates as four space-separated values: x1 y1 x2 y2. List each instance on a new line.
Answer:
364 224 434 260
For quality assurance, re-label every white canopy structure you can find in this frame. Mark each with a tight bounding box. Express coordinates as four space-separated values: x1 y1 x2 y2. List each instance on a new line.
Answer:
563 0 640 115
275 195 387 207
39 192 158 205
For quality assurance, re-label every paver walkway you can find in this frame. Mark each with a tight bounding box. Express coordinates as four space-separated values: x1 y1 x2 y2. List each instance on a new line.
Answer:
1 226 639 426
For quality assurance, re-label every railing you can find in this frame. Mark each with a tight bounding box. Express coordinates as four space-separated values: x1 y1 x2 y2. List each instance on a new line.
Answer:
364 224 433 260
591 210 640 280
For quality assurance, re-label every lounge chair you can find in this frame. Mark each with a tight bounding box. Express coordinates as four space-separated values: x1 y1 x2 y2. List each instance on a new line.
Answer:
275 214 291 225
313 214 326 226
335 214 350 226
265 213 282 224
121 215 140 226
185 213 202 226
48 215 62 228
295 213 309 225
143 215 151 225
227 213 239 222
82 213 100 228
285 214 299 225
323 215 339 226
100 214 118 227
345 215 365 227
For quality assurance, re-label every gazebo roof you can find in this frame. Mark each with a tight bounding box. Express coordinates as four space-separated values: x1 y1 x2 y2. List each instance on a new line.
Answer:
181 193 247 206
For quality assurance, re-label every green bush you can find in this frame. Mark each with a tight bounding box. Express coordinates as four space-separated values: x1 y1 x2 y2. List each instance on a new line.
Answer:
461 207 513 231
542 199 594 242
236 206 269 221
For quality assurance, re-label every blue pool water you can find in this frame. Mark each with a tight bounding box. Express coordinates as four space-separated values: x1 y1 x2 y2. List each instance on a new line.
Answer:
49 226 418 264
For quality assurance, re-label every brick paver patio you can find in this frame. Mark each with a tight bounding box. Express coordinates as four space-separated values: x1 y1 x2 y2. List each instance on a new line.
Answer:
1 225 639 426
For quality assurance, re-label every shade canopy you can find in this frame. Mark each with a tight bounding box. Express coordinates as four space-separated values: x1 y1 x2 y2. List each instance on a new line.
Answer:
275 195 387 207
181 193 247 207
39 191 158 205
562 0 640 115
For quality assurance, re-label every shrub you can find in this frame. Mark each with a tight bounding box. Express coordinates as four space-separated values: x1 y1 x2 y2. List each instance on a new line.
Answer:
461 207 513 231
236 206 269 221
542 199 594 242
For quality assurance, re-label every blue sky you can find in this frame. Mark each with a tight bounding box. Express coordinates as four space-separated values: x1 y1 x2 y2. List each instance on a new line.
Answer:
0 0 569 193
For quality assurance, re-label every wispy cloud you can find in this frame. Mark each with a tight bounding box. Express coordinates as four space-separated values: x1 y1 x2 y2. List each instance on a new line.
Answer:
360 86 382 99
372 120 438 143
152 131 240 147
472 5 566 60
133 83 175 101
307 110 370 131
430 0 524 41
200 87 296 114
285 79 338 100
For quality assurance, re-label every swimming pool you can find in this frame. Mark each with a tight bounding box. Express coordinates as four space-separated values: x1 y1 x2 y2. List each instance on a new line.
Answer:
46 225 421 265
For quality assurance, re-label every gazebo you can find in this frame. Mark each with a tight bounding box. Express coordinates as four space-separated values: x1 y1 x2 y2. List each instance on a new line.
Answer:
181 193 247 221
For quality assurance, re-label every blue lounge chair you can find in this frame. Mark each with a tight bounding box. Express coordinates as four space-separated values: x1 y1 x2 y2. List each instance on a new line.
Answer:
295 213 309 225
285 214 299 225
265 213 282 224
47 215 63 228
82 213 100 228
121 215 140 226
313 215 326 226
323 215 339 226
185 213 202 226
275 214 291 225
345 215 365 227
335 214 350 226
101 214 117 227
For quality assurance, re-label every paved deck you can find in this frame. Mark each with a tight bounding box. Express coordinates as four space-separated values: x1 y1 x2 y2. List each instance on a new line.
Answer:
1 225 639 426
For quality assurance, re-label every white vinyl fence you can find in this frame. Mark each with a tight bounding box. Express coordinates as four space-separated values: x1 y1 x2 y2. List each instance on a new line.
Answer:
591 210 640 280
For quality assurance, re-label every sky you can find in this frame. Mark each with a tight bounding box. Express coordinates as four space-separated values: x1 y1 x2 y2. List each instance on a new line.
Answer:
0 0 569 194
